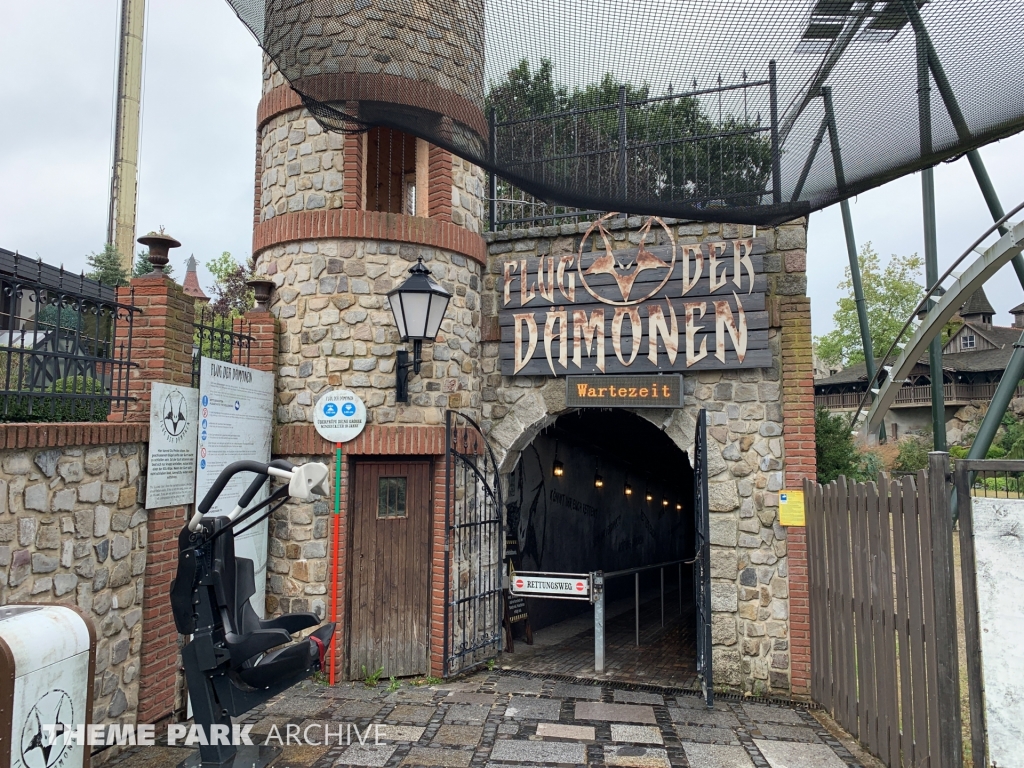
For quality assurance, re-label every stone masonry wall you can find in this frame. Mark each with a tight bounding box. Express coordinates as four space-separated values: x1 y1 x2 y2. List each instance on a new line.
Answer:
0 441 149 725
477 216 810 697
253 240 484 426
451 156 485 233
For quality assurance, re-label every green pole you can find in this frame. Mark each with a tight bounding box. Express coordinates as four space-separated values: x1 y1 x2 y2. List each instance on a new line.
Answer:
822 86 885 442
914 25 946 451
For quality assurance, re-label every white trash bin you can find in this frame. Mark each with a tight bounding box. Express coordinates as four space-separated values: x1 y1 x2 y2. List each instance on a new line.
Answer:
0 605 96 768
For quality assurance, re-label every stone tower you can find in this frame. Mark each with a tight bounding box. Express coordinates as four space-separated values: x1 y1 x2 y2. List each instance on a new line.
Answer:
252 0 487 427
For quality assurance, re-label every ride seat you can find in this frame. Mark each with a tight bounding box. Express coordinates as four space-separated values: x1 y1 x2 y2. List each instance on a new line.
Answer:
170 517 334 689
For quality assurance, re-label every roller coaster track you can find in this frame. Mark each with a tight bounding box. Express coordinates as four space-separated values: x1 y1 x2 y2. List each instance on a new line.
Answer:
854 201 1024 437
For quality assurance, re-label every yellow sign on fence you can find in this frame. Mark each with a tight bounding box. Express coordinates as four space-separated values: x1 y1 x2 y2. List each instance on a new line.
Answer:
779 490 806 526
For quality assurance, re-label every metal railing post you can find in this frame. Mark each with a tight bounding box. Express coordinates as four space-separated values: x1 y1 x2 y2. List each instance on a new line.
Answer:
593 571 605 674
635 572 640 646
660 567 664 627
488 107 497 232
679 563 683 613
769 60 781 205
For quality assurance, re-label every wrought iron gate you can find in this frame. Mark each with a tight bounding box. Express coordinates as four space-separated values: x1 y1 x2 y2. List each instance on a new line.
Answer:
693 409 713 706
444 411 504 677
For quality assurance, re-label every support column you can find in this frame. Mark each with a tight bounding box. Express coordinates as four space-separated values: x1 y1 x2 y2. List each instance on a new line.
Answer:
914 28 946 451
822 86 884 441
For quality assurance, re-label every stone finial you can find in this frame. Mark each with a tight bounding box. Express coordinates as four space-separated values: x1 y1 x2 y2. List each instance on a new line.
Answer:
136 231 181 277
247 278 275 312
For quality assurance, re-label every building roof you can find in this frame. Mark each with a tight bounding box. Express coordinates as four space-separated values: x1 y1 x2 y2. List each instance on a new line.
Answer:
182 255 209 302
1011 301 1024 315
960 287 995 317
814 327 1021 388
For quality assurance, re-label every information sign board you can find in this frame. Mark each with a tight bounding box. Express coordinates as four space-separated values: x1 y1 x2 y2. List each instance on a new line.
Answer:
779 490 806 526
146 383 198 509
566 374 683 408
314 390 367 443
510 571 591 600
195 359 274 616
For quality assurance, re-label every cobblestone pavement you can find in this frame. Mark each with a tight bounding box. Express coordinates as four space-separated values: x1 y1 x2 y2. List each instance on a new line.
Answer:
110 672 863 768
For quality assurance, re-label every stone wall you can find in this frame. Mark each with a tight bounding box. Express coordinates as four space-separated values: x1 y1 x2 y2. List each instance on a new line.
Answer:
254 239 484 426
451 157 485 233
262 0 485 130
0 440 148 725
477 216 810 697
260 110 346 222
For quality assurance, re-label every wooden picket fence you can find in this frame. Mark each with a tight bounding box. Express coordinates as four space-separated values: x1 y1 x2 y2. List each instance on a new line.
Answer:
804 453 962 768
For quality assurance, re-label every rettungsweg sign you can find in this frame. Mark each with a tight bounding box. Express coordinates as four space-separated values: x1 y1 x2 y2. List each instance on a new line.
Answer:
510 571 591 600
498 215 769 376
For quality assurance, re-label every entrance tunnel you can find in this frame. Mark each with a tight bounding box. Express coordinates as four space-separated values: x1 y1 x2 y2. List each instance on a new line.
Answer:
503 410 697 686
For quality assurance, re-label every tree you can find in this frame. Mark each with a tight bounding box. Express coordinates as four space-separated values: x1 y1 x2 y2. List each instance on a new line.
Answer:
133 249 174 278
206 252 254 315
814 244 925 368
815 407 860 484
85 244 129 287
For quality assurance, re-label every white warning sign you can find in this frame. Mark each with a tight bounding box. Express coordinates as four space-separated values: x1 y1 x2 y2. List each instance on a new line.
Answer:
510 572 590 599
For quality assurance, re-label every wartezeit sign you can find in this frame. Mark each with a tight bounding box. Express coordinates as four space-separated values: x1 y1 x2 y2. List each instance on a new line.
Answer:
566 374 683 408
499 215 769 376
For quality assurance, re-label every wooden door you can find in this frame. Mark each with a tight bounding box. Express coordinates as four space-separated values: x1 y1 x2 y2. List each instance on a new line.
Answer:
348 460 432 679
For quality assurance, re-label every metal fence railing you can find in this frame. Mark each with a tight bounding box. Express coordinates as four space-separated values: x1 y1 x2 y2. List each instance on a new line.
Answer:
0 253 138 422
192 306 254 387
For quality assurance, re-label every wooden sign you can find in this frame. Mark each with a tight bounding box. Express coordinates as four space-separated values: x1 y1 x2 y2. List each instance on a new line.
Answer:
498 215 770 376
566 374 683 408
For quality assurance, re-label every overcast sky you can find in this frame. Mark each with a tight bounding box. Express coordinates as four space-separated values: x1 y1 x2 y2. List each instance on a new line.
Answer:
3 1 1024 339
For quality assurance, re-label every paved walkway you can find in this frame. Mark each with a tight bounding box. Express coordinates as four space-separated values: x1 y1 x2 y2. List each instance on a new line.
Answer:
502 588 698 689
110 672 864 768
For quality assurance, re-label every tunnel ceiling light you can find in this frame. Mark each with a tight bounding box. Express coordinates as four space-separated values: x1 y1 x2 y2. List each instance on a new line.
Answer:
594 473 604 488
624 482 633 496
676 502 683 511
662 498 669 507
553 459 564 477
645 490 653 502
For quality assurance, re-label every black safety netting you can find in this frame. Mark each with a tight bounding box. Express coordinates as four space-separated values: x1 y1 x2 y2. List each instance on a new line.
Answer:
226 0 1024 226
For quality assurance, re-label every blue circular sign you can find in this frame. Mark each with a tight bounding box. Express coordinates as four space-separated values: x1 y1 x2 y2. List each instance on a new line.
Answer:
341 402 357 417
323 402 338 417
201 419 208 430
234 400 241 411
201 431 207 441
200 459 207 469
202 395 209 406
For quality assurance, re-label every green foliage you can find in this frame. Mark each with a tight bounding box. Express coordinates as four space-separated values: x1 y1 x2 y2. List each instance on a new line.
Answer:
815 407 859 484
86 244 130 287
814 244 925 367
486 59 771 208
361 664 384 687
857 451 884 480
996 412 1024 459
2 375 109 423
206 252 254 315
949 445 969 459
892 437 930 473
133 249 174 278
386 676 400 693
486 657 497 671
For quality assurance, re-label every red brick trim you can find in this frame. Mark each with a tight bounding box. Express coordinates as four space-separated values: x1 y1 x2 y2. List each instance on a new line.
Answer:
428 145 453 222
343 130 364 210
0 423 147 450
253 209 486 265
256 76 487 141
138 504 185 724
243 310 279 373
274 424 447 457
253 130 263 231
780 295 814 698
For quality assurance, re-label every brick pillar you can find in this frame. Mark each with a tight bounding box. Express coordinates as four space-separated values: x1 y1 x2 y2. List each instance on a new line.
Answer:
242 309 279 374
343 128 364 210
110 273 195 423
112 271 196 725
427 145 453 221
780 294 814 698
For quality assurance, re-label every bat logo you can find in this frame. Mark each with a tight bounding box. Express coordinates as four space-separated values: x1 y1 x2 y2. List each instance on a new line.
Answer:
162 390 189 437
21 689 74 768
578 213 676 305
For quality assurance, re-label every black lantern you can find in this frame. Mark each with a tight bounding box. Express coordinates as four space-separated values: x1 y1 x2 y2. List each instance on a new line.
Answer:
386 258 452 403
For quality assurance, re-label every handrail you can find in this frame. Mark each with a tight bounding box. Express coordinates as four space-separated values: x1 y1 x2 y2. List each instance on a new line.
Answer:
603 558 689 579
